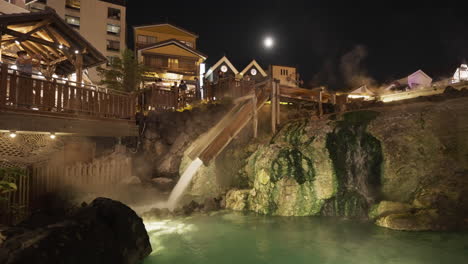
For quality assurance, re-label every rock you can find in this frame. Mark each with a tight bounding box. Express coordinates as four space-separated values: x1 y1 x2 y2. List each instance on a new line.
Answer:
226 189 250 211
375 209 440 231
144 129 160 140
181 200 202 215
0 198 151 264
152 177 174 192
369 201 413 220
154 140 169 157
202 197 221 212
120 176 142 185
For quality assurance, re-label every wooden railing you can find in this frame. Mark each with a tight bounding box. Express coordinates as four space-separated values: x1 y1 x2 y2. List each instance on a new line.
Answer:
0 64 135 120
204 78 255 101
137 84 200 111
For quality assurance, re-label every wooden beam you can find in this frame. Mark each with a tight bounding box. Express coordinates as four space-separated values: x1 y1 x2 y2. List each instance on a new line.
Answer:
271 80 276 134
318 90 323 118
252 92 258 138
75 53 83 83
3 28 57 49
276 80 280 125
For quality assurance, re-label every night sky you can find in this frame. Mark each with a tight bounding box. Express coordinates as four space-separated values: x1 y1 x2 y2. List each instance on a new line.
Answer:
127 3 468 90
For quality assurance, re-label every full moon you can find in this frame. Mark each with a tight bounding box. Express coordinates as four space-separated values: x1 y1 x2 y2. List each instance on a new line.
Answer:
264 37 274 48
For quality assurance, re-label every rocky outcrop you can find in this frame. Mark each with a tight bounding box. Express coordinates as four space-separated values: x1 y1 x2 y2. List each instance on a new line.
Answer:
0 198 151 264
224 97 468 230
138 103 231 180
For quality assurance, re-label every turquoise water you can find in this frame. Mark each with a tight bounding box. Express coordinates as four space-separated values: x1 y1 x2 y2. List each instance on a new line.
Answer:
143 212 468 264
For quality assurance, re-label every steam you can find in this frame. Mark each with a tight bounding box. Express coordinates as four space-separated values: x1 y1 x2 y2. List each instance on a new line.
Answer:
310 45 377 91
339 45 376 89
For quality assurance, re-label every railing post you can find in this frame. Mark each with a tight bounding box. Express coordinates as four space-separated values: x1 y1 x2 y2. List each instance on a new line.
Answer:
276 80 280 125
271 79 276 134
252 92 258 138
0 63 7 107
319 90 323 118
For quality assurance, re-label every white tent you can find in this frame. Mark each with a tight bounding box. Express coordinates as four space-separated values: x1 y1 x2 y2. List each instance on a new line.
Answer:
452 64 468 83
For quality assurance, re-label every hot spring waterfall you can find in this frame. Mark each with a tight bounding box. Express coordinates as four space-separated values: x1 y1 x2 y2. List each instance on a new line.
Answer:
166 158 203 210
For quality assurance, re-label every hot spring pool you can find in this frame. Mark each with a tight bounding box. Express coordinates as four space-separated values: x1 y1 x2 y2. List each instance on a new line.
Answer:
143 212 468 264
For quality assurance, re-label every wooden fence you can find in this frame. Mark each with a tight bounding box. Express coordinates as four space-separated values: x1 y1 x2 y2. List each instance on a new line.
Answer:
0 154 132 224
30 154 132 203
205 78 255 101
0 64 135 120
0 169 30 225
137 84 198 111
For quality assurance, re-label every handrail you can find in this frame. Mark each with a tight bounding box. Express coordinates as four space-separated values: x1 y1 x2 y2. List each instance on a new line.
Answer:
0 62 131 96
0 64 136 121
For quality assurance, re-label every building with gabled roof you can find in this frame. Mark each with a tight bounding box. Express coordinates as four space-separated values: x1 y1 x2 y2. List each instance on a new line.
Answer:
204 56 238 83
239 59 267 83
384 69 432 92
134 23 207 88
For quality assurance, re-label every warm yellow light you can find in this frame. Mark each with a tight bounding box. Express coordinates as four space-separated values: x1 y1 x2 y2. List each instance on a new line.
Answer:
50 133 56 139
9 132 17 138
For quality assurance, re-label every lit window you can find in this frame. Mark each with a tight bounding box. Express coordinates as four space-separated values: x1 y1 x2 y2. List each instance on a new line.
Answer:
107 23 121 35
65 15 80 28
221 65 228 73
107 7 121 20
65 0 80 10
137 35 157 46
168 58 179 69
106 40 120 52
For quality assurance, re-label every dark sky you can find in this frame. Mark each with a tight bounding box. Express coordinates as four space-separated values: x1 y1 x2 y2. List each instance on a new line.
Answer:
127 3 468 90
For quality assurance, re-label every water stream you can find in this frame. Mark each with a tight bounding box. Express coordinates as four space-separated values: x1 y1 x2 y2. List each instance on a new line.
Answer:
166 158 203 210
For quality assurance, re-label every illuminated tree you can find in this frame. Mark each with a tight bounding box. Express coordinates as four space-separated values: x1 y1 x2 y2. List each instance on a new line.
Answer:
97 49 147 92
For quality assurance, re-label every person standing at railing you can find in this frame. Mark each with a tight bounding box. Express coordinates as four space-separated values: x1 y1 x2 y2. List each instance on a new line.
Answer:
178 80 188 107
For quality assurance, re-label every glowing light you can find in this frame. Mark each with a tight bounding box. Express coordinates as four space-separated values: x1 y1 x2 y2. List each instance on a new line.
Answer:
220 65 228 73
263 37 274 48
75 50 79 54
49 133 56 139
250 68 257 76
14 40 20 45
10 65 18 70
9 131 17 138
58 44 63 49
31 107 39 110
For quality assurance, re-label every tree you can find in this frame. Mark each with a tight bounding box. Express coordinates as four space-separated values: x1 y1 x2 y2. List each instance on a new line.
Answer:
97 49 147 92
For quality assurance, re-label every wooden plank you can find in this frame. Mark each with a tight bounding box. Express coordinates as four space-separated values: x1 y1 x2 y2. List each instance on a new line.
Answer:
271 80 276 134
0 64 8 106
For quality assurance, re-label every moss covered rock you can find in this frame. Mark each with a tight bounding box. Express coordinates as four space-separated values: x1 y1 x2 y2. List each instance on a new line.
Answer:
225 189 250 211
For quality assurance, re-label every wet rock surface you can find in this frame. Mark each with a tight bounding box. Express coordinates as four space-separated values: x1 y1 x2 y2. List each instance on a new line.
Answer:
0 198 151 264
221 97 468 230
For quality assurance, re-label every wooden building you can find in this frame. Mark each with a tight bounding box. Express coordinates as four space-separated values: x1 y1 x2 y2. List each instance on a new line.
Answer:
204 56 238 83
239 59 267 83
134 23 207 89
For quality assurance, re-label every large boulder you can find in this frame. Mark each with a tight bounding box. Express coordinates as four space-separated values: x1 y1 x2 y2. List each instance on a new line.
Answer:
0 198 151 264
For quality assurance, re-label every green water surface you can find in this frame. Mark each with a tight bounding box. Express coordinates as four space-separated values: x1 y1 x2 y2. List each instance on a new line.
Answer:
143 212 468 264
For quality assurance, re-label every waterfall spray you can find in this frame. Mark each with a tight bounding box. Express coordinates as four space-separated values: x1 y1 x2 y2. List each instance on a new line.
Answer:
167 158 204 210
